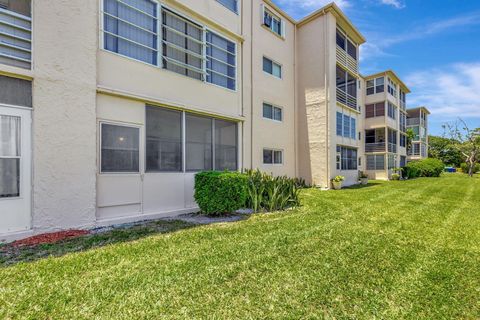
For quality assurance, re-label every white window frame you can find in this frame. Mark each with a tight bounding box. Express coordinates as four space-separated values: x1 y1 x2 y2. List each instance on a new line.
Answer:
99 121 142 175
99 0 238 91
387 102 397 120
366 77 384 95
215 0 239 14
387 78 398 97
262 102 283 122
261 4 285 38
263 56 282 79
263 148 283 165
205 29 237 91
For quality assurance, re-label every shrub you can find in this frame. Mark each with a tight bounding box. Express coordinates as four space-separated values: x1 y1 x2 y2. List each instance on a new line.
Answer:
460 163 480 174
332 175 345 182
194 171 248 216
245 170 301 213
405 158 444 178
391 173 401 180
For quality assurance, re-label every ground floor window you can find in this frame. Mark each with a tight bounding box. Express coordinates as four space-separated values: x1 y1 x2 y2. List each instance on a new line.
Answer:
0 115 21 197
263 149 283 165
367 155 385 170
145 106 238 173
101 123 140 173
400 156 406 167
388 154 396 170
336 146 357 170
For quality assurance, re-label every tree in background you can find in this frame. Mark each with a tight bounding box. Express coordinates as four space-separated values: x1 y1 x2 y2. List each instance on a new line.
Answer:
406 128 415 156
443 119 480 177
428 135 463 167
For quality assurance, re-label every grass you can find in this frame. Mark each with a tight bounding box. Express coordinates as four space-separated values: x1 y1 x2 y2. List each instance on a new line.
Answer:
1 174 479 319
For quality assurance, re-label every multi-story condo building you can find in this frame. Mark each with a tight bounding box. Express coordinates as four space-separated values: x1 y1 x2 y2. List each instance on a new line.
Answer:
363 71 410 180
0 0 428 242
407 106 430 160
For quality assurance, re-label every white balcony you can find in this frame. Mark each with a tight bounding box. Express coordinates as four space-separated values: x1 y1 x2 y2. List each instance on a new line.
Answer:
336 88 357 111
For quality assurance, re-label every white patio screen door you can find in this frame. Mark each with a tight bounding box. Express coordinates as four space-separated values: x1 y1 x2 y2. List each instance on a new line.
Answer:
0 107 31 234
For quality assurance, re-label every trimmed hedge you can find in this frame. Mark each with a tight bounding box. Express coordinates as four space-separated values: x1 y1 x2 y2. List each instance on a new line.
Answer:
405 158 444 178
194 171 248 216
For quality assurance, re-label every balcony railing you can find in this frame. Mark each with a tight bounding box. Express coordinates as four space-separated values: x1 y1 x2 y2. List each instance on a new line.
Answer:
336 44 358 74
365 142 386 153
336 87 357 110
407 118 426 127
0 7 32 69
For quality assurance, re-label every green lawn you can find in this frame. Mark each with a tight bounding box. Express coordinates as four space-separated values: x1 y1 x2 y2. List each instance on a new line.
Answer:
1 174 479 319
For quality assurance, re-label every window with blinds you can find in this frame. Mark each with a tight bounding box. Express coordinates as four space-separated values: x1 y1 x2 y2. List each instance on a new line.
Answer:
161 8 205 80
102 1 237 90
103 0 158 65
206 31 236 90
0 0 31 69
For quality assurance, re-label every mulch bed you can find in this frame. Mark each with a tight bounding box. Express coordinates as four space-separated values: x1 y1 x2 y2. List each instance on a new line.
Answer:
11 230 90 247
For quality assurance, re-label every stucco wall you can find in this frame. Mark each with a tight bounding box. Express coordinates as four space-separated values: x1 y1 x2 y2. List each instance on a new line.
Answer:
32 0 98 231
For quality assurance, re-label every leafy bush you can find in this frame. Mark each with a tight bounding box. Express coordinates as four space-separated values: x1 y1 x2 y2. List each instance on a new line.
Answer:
405 158 444 178
460 163 480 174
194 171 248 216
391 173 401 180
245 170 301 213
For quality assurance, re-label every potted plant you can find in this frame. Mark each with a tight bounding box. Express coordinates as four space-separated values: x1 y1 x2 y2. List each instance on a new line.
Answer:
358 171 368 185
391 173 401 180
331 175 345 190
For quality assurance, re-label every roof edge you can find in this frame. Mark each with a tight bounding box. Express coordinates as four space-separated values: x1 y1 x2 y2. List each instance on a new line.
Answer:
364 70 411 93
296 2 366 44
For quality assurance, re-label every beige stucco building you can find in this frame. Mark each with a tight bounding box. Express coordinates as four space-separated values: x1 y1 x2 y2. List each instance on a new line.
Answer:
0 0 429 242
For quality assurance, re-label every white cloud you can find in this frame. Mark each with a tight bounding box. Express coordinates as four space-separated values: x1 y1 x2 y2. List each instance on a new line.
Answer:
406 63 480 122
273 0 350 20
379 0 405 9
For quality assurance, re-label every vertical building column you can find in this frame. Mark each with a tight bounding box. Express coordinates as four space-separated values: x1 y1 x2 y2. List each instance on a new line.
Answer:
32 1 98 231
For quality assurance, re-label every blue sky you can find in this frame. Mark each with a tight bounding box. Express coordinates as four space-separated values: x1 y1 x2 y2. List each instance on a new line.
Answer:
274 0 480 136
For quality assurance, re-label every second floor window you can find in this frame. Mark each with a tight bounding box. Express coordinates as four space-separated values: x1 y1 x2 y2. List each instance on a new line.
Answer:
0 0 32 69
365 102 385 118
263 57 282 78
102 0 237 90
216 0 238 14
366 77 384 95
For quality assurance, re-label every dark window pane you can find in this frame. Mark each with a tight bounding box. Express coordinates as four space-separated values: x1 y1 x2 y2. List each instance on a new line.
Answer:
273 107 282 121
216 0 237 13
347 40 356 60
263 57 273 74
186 114 212 171
0 158 20 198
336 30 345 49
146 107 183 172
336 65 346 90
274 150 282 164
215 119 237 171
263 149 273 164
101 124 139 173
263 103 273 119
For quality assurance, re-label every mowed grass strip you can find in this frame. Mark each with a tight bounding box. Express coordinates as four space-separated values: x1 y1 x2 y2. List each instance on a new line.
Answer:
0 175 479 319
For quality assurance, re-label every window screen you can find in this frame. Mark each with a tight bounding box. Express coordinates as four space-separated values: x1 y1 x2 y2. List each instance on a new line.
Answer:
215 119 237 171
101 123 139 173
186 114 212 171
146 107 183 172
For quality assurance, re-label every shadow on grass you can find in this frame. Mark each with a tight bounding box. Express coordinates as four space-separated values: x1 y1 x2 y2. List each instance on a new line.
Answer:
342 181 384 190
0 219 202 267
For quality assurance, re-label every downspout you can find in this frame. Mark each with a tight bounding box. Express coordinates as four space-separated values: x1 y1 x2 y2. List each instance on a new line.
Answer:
323 10 329 189
294 20 297 177
250 0 254 170
240 0 244 171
